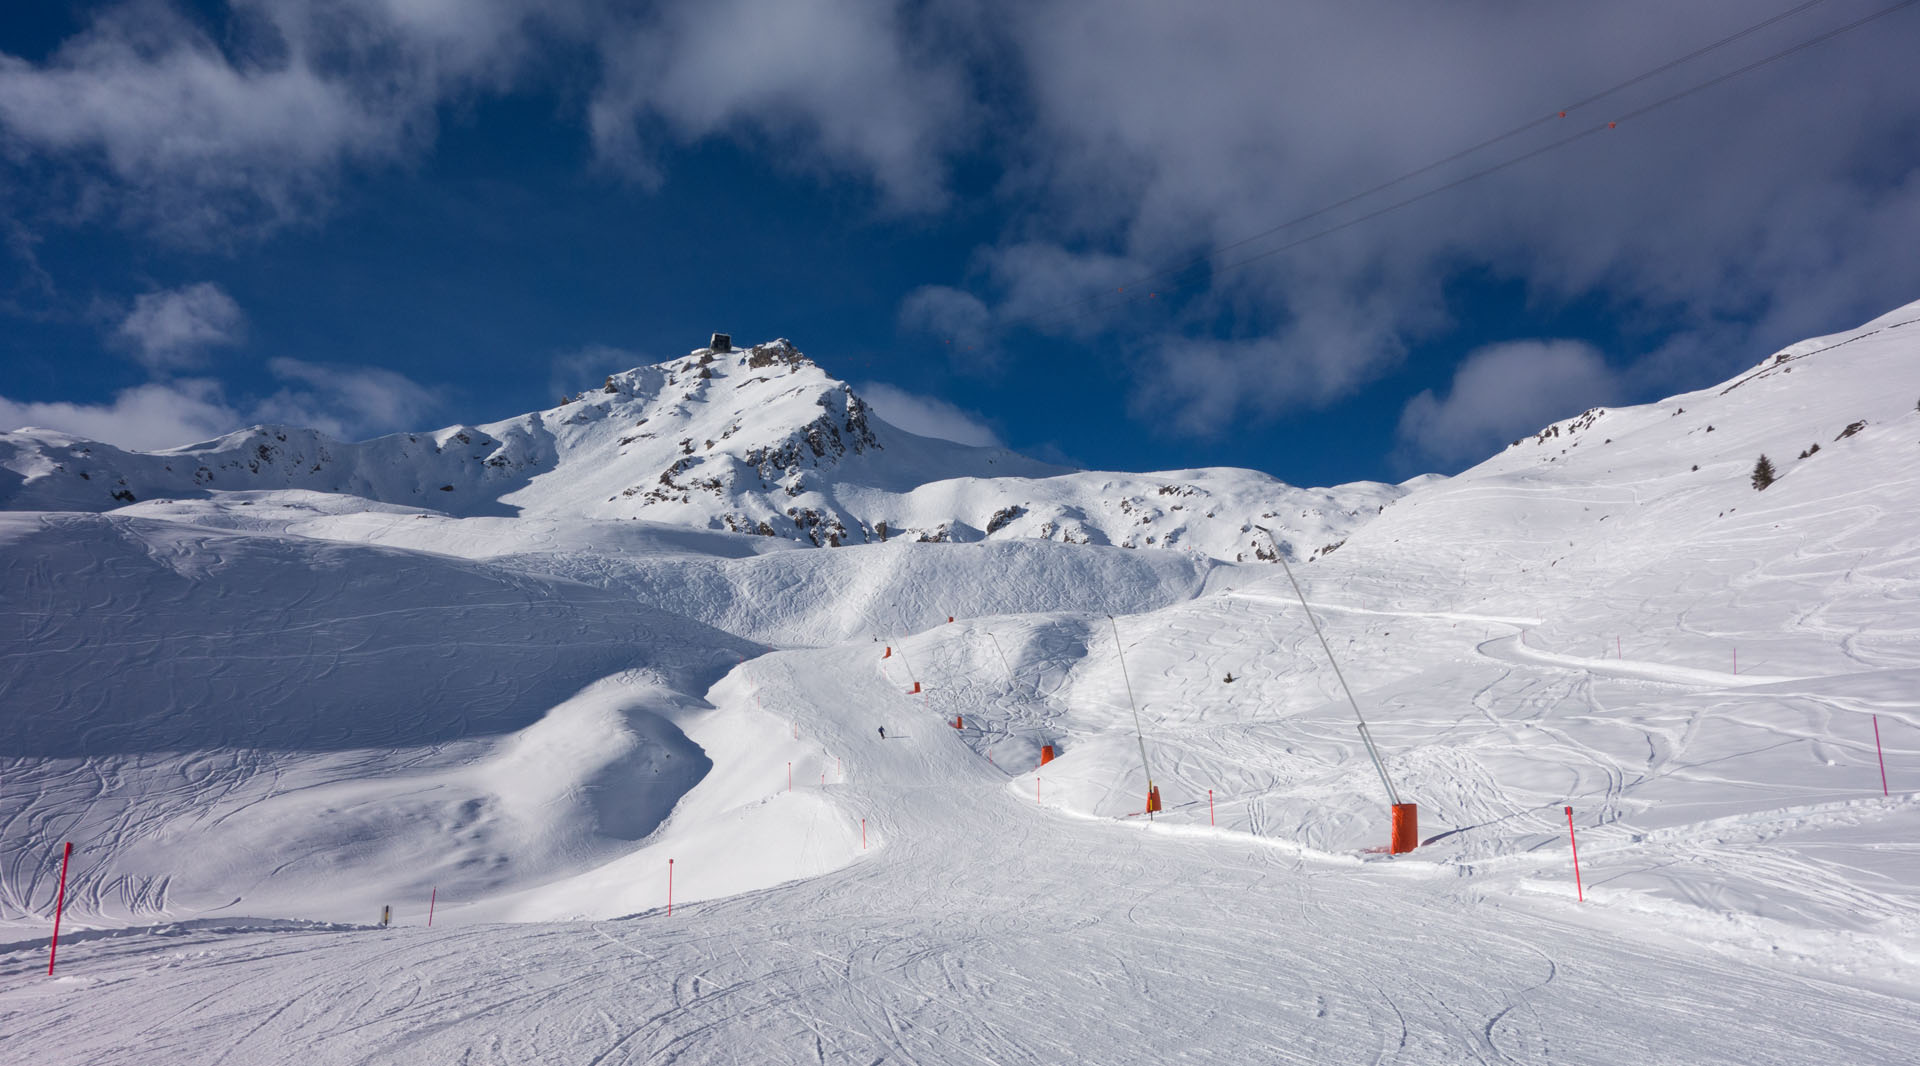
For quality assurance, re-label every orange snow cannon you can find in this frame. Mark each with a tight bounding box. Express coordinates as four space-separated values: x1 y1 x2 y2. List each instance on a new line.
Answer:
1039 744 1055 765
1390 803 1418 854
952 715 963 730
909 681 921 694
883 646 891 659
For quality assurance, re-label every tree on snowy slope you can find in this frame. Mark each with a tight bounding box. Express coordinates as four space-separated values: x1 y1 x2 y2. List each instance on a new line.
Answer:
1751 454 1777 490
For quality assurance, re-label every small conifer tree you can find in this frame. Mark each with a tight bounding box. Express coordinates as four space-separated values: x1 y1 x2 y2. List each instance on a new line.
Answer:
1751 454 1776 491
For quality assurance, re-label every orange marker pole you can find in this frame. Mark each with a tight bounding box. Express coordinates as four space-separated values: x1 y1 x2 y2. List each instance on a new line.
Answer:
47 842 71 976
1565 806 1584 902
1874 715 1889 796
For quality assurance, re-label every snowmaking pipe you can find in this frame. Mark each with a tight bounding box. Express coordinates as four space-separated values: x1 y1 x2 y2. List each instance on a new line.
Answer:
892 642 920 688
986 632 1038 702
1108 614 1158 818
1255 527 1401 808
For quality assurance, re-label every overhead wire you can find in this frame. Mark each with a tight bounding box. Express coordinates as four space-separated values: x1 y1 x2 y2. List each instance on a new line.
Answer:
998 0 1912 335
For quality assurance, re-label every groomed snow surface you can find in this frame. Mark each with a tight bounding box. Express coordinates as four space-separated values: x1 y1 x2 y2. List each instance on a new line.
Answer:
5 302 1920 1062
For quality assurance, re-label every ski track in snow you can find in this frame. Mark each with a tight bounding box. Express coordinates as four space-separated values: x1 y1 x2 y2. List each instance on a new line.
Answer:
4 617 1917 1063
5 304 1920 1061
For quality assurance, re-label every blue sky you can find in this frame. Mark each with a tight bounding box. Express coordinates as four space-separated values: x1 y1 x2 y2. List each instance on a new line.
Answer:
3 1 1918 487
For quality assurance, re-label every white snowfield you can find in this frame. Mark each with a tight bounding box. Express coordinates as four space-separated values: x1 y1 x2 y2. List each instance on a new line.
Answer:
4 302 1920 1062
0 336 1403 563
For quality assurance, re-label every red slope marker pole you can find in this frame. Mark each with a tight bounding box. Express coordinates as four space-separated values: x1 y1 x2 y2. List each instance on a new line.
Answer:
47 842 72 976
1874 715 1889 796
862 819 867 849
667 859 674 917
428 886 437 927
1565 806 1584 902
1209 789 1215 827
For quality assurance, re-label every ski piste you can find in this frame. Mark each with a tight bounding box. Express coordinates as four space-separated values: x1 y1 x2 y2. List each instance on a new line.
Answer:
4 301 1920 1062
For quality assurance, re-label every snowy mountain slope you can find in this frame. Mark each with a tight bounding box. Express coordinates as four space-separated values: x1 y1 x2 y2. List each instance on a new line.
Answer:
0 511 864 927
0 337 1405 562
6 569 1917 1064
4 304 1920 1063
896 298 1920 960
110 492 1229 647
1321 296 1920 677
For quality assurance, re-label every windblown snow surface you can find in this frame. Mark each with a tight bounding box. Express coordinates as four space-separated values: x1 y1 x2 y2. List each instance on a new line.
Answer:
4 303 1920 1063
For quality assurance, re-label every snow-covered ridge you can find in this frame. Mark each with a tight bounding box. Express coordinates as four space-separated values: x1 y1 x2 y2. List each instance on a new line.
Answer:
4 302 1920 1063
0 337 1404 563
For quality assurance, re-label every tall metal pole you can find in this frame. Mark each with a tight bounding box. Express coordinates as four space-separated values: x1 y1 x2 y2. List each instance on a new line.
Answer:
893 643 919 689
985 632 1020 693
1256 527 1401 807
1108 615 1157 819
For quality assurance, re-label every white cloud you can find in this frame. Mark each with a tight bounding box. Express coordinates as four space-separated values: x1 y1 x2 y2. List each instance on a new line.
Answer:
589 0 969 211
898 286 995 365
256 358 440 440
0 360 441 451
910 1 1920 436
982 243 1145 333
1395 339 1621 470
0 379 244 451
0 0 970 239
0 0 547 240
856 382 1002 447
1131 280 1422 437
116 282 245 368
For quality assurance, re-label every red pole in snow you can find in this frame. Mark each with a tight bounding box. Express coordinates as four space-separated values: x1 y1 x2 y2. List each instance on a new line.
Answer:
667 859 674 916
428 887 437 927
1209 789 1215 826
1874 715 1889 796
1617 636 1622 659
47 842 72 976
1565 806 1584 902
862 819 867 849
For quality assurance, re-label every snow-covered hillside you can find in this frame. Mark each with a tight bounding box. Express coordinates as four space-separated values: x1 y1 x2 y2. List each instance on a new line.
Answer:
0 337 1402 562
4 304 1919 1064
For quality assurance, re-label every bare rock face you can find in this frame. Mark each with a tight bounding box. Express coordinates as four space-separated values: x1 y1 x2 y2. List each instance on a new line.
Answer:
747 338 809 370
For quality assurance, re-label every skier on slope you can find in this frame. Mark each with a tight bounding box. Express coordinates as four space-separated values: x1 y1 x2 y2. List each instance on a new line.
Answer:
878 726 886 740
